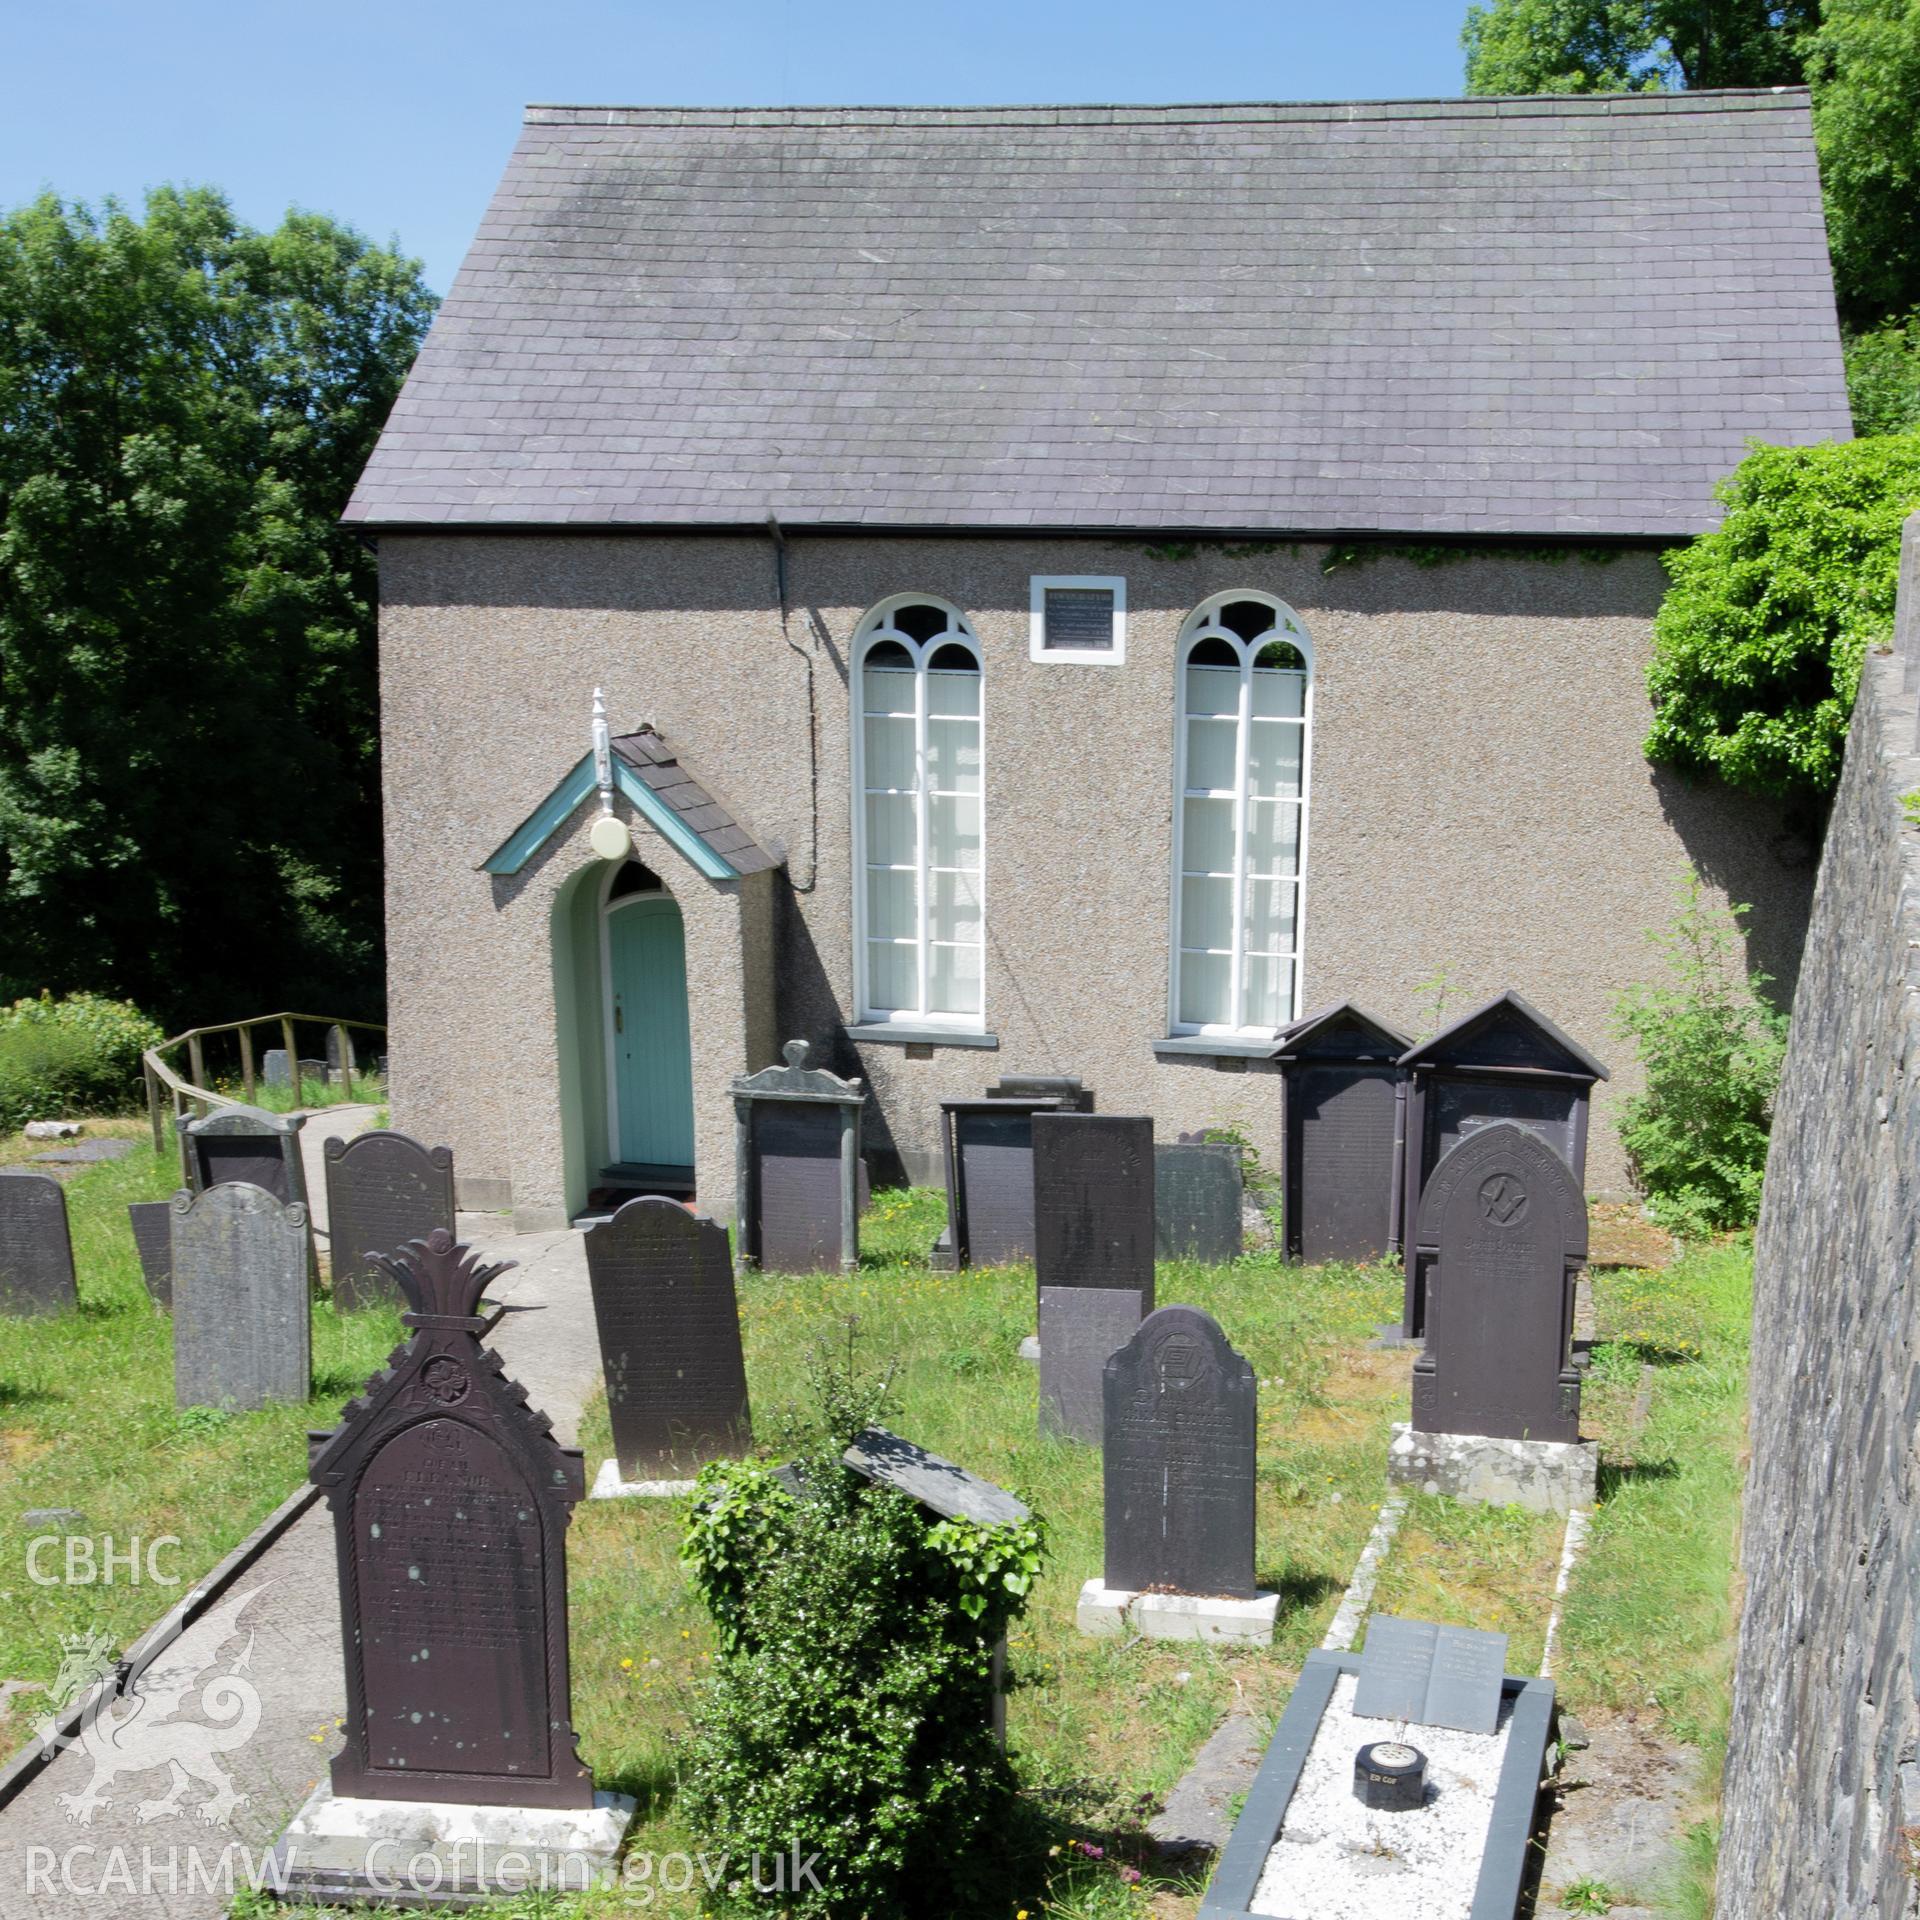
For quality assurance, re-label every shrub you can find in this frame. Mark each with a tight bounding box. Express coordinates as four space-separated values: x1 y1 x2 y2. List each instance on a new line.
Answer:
1613 882 1788 1236
0 991 163 1131
679 1340 1045 1918
1644 433 1920 798
1845 313 1920 439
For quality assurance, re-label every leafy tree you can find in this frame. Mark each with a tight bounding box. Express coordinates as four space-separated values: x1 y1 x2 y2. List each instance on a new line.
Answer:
1461 0 1814 95
1805 0 1920 329
1844 311 1920 436
1644 433 1920 798
0 188 434 1028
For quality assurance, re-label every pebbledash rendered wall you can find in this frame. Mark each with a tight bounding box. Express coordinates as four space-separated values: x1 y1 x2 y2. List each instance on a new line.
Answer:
376 532 1814 1225
1719 518 1920 1919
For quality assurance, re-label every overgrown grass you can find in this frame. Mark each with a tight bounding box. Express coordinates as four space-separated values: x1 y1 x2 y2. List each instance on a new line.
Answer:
241 1068 386 1114
0 1138 405 1753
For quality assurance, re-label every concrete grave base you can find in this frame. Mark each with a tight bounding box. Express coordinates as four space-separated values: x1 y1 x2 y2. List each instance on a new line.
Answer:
1077 1578 1279 1645
1018 1334 1041 1362
270 1779 636 1909
1387 1420 1598 1516
588 1457 698 1500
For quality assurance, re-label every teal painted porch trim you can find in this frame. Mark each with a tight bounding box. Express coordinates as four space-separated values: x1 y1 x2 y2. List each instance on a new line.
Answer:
481 751 739 882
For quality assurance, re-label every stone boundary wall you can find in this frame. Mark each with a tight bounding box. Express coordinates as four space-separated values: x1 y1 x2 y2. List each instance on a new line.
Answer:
1719 512 1920 1917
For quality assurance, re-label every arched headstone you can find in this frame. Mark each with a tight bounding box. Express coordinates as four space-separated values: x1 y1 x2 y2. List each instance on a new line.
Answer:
0 1173 76 1315
324 1130 456 1310
171 1183 310 1409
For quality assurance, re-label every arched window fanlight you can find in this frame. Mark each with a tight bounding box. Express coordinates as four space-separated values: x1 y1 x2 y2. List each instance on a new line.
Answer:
851 597 985 1028
1170 593 1313 1037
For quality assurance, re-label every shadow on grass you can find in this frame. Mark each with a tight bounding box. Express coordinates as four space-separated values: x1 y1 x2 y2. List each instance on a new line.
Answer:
1596 1456 1680 1501
1262 1567 1342 1620
596 1754 682 1821
311 1361 385 1396
0 1381 59 1410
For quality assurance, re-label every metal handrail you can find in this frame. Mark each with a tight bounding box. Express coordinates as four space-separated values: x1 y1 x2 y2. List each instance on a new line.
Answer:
143 1012 388 1154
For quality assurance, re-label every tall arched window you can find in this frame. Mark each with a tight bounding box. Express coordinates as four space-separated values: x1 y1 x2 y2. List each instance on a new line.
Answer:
1170 593 1313 1038
852 596 984 1028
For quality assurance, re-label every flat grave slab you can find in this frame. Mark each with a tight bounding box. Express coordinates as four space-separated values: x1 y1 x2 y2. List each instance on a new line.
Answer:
842 1426 1030 1526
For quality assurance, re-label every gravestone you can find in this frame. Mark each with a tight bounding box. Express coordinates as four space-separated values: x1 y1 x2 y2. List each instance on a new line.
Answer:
1411 1122 1586 1445
584 1197 751 1481
1397 992 1607 1338
1038 1285 1147 1443
1102 1305 1258 1599
0 1173 76 1315
1032 1113 1154 1296
730 1040 865 1274
308 1230 594 1808
179 1104 308 1209
1154 1134 1244 1263
171 1183 310 1409
128 1201 173 1309
936 1096 1068 1269
1272 1002 1412 1265
1353 1614 1510 1735
29 1139 134 1167
262 1048 292 1089
324 1131 456 1311
988 1074 1094 1110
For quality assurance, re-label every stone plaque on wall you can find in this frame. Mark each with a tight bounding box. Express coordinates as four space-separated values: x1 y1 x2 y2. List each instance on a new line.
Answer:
171 1183 310 1409
1033 1113 1154 1294
1153 1137 1243 1264
584 1197 751 1477
324 1131 456 1311
1103 1305 1258 1599
310 1231 593 1809
1411 1122 1586 1445
0 1173 76 1315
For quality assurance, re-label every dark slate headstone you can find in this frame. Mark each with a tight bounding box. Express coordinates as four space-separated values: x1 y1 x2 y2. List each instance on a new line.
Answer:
1039 1285 1148 1443
128 1201 173 1309
1103 1305 1258 1599
940 1098 1063 1269
179 1106 307 1209
583 1196 751 1477
262 1048 293 1089
1354 1615 1510 1735
1411 1122 1587 1445
731 1040 865 1275
1033 1113 1155 1294
842 1426 1030 1525
171 1183 310 1409
0 1173 76 1315
324 1130 456 1311
309 1231 594 1809
1154 1137 1244 1263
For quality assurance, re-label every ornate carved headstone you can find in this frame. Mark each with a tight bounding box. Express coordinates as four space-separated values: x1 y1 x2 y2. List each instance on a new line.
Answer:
128 1200 173 1309
584 1197 751 1478
1039 1286 1148 1443
324 1131 456 1311
1033 1113 1154 1296
171 1183 311 1409
309 1231 593 1808
1103 1306 1258 1599
730 1040 865 1274
937 1096 1067 1269
1153 1135 1244 1264
0 1173 76 1315
179 1104 309 1209
1411 1123 1587 1444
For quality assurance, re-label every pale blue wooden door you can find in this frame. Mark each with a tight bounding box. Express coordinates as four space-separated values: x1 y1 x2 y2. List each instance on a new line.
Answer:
606 897 696 1167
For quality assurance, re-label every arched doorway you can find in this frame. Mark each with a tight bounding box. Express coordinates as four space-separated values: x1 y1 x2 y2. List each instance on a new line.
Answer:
601 864 696 1175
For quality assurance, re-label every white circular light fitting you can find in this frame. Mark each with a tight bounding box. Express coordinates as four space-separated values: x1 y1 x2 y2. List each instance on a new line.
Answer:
589 815 632 861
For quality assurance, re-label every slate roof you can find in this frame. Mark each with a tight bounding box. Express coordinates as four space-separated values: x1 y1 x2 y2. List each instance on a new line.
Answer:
608 728 783 876
347 93 1850 540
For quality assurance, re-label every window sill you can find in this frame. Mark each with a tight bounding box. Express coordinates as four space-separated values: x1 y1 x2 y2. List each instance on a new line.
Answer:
1152 1037 1279 1061
847 1024 1001 1052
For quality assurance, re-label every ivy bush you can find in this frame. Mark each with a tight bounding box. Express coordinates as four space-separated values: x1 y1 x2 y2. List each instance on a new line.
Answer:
679 1343 1045 1918
1614 882 1788 1237
0 991 163 1131
1644 433 1920 799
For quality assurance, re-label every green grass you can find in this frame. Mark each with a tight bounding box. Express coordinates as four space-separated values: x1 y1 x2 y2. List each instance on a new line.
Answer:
242 1068 386 1114
0 1138 405 1752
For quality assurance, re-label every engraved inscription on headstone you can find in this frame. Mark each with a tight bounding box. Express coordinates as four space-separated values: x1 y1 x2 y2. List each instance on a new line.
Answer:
1353 1614 1510 1735
171 1183 310 1409
584 1197 751 1477
310 1231 593 1809
324 1131 456 1311
1352 1614 1438 1722
128 1200 173 1309
1033 1114 1154 1295
1153 1137 1243 1263
1411 1123 1587 1445
1039 1286 1147 1444
0 1173 76 1315
731 1042 866 1275
1042 586 1116 650
1103 1305 1258 1599
179 1105 308 1209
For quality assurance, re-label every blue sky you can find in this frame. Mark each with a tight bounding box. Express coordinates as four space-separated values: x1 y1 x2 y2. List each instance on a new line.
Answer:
5 1 1470 293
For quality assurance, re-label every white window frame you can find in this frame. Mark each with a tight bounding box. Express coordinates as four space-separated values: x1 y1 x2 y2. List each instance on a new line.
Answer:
850 594 987 1032
1167 590 1314 1042
1028 575 1127 664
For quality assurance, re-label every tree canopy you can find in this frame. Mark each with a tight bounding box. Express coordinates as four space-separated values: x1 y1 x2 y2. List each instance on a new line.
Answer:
0 187 435 1028
1461 0 1814 95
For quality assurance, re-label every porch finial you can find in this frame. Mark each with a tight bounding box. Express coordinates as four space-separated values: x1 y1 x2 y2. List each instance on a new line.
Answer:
591 686 614 816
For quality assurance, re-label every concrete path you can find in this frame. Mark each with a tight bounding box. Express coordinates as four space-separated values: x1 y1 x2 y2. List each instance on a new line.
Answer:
0 1209 603 1919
